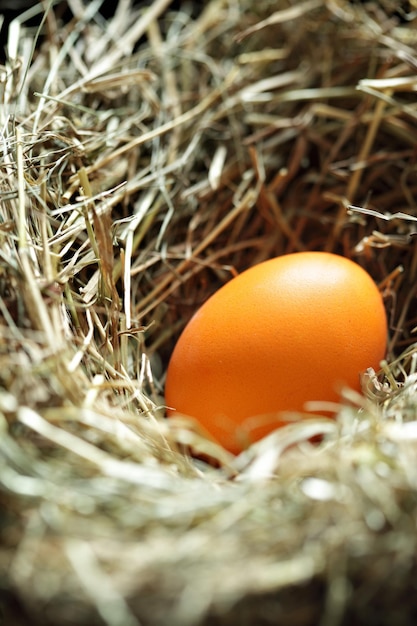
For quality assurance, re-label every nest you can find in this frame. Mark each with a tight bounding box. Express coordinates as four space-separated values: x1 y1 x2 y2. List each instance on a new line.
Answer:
2 0 417 624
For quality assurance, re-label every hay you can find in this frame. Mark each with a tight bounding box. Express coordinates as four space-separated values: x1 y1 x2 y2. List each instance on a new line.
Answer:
1 0 417 624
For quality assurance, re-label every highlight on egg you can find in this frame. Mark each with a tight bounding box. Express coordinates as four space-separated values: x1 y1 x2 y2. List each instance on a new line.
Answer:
165 251 388 454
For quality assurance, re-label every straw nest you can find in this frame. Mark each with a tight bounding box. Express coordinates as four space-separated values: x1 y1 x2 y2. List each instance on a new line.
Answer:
2 0 417 624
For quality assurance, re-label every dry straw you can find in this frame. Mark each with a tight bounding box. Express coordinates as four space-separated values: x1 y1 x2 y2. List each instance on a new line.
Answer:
1 0 417 624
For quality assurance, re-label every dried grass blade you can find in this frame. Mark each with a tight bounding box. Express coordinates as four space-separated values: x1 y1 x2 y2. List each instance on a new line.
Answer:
235 0 322 41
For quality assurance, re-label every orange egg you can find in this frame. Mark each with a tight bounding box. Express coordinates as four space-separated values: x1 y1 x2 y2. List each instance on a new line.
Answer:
165 251 387 454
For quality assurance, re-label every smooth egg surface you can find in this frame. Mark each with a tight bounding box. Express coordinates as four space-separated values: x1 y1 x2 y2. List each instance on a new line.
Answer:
165 251 387 453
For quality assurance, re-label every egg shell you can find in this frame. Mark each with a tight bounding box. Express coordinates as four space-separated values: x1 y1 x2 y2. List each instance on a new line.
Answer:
165 251 388 453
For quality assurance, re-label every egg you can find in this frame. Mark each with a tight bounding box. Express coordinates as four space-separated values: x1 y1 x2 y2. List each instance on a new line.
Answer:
165 251 387 454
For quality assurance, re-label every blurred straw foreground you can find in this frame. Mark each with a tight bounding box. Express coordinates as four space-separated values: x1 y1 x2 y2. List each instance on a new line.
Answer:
2 0 417 624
